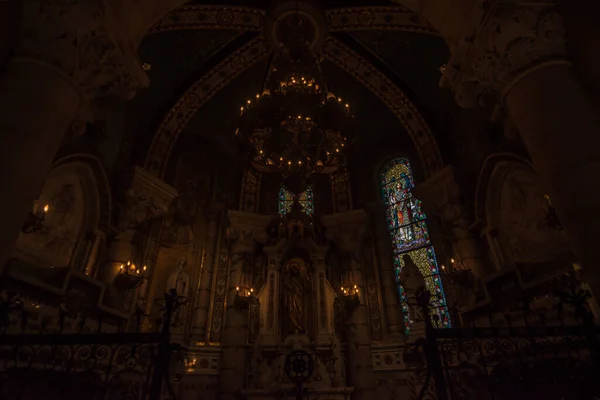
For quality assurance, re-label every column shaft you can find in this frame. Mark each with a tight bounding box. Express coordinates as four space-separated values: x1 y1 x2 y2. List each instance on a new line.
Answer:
345 264 376 399
0 62 80 272
371 205 403 337
218 254 249 400
193 215 220 338
506 63 600 300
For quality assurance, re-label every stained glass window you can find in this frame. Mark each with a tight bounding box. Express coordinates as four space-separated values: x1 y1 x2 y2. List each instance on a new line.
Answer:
380 158 450 334
279 186 314 217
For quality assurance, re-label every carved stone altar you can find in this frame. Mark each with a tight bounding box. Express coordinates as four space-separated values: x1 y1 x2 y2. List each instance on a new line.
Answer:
238 205 352 399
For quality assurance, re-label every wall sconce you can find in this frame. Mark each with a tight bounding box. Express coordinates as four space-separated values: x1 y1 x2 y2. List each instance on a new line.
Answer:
341 284 359 296
235 286 255 298
234 286 256 310
118 261 147 276
22 203 49 234
114 260 147 290
341 284 360 314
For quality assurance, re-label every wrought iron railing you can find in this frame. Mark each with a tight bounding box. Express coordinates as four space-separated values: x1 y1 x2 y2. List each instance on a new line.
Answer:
415 286 600 400
0 289 187 400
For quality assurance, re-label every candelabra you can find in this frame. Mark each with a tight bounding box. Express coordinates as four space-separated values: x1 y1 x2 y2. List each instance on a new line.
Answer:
340 284 360 314
234 285 257 309
114 260 148 290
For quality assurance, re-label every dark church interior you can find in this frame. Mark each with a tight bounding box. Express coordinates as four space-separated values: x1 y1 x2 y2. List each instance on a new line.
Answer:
0 0 599 399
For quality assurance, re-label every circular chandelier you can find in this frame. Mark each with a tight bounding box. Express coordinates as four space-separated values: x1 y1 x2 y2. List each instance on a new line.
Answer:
235 10 356 194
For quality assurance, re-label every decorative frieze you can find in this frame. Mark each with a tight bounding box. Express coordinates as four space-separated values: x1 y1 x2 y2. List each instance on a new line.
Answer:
441 1 569 107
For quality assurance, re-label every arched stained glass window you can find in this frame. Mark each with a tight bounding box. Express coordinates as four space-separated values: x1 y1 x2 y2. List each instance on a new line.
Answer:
380 158 450 334
279 186 314 217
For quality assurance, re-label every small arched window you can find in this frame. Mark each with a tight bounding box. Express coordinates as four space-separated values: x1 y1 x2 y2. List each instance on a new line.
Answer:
278 186 314 217
380 158 450 334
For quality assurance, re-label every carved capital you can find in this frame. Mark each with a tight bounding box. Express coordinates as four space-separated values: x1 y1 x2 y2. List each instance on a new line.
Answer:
227 210 271 253
15 0 149 110
322 210 368 255
118 166 178 230
441 1 568 107
414 166 469 224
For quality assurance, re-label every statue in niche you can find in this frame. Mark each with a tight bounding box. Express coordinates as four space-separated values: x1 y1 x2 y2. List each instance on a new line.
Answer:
282 258 312 336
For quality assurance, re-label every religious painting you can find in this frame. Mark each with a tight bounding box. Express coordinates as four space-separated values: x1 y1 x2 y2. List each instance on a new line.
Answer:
380 158 450 334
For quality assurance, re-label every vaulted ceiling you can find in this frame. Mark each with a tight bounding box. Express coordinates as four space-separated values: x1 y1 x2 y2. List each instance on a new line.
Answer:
113 1 458 181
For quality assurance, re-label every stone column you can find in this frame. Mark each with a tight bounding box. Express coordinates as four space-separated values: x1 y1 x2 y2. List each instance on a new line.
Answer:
98 167 177 285
0 0 148 274
259 247 282 346
414 166 489 279
192 206 222 340
323 210 375 400
442 2 600 299
218 210 269 400
366 203 404 339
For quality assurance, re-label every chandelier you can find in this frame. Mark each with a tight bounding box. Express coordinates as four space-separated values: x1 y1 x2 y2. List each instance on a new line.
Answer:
235 20 356 194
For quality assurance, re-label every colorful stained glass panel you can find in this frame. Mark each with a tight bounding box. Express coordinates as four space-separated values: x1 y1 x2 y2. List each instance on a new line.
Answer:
279 186 314 217
380 158 450 334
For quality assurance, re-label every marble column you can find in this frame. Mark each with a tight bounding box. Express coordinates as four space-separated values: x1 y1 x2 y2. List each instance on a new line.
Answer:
323 210 376 400
218 210 269 400
98 167 177 285
442 2 600 300
0 0 148 274
366 202 404 338
415 166 489 279
192 206 222 340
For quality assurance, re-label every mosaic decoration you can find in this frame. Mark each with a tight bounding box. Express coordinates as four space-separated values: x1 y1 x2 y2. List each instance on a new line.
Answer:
380 158 450 334
278 186 314 217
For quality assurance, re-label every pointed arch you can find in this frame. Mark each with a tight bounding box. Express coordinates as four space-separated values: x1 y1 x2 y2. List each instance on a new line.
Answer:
380 158 450 333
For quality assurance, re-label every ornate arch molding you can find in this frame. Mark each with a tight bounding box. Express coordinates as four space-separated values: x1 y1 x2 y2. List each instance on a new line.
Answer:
144 37 443 178
473 153 533 228
323 38 442 175
144 37 270 176
51 153 113 231
148 5 437 35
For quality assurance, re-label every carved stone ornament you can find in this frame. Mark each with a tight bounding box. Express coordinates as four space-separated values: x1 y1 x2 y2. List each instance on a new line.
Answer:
226 210 271 253
118 167 177 230
441 1 568 107
414 166 468 223
15 0 149 104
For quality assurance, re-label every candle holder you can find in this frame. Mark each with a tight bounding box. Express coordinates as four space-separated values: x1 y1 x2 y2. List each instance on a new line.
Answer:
341 284 360 314
233 285 256 309
114 261 147 290
22 203 49 234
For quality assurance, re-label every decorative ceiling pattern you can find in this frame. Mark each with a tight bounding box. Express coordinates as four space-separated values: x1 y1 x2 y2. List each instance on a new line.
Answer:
148 6 264 33
147 5 436 35
326 7 435 34
138 3 449 180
